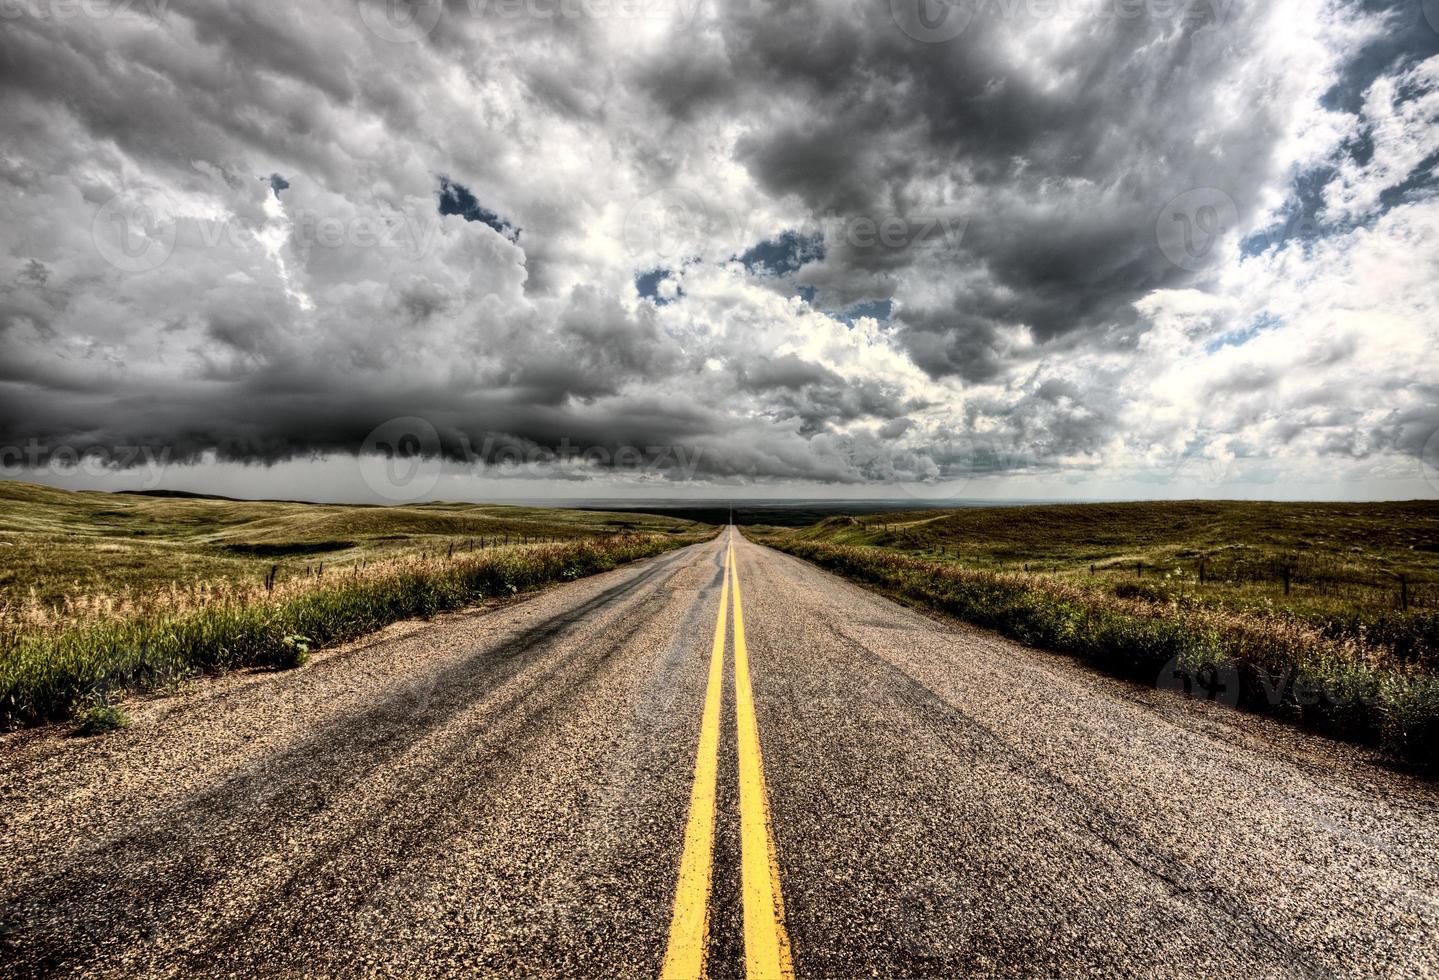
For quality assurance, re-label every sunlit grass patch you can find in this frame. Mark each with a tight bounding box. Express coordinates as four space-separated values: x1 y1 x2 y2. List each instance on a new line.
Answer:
764 538 1439 770
0 534 702 729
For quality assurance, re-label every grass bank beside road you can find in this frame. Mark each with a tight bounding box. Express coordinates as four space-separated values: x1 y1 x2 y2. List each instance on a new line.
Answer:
752 503 1439 770
1 533 702 729
0 482 712 729
0 480 698 612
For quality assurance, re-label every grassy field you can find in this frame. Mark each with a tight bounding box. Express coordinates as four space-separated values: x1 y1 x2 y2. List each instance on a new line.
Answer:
0 482 712 729
0 481 698 618
750 500 1439 769
770 501 1439 632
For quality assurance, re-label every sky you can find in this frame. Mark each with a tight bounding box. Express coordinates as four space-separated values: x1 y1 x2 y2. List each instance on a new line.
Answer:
1 0 1437 504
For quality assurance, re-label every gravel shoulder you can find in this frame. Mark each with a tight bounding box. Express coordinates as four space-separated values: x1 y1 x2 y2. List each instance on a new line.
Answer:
737 536 1439 978
3 531 1436 977
0 540 727 978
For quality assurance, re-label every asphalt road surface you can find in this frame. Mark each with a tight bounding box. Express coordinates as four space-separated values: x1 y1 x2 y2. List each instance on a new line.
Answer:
3 529 1438 978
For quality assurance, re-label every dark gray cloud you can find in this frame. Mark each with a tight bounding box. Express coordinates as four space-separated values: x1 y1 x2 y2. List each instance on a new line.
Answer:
0 0 1434 495
692 0 1371 381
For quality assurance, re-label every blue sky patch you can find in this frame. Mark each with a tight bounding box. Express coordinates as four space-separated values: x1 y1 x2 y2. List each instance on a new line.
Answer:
1319 2 1438 115
438 176 520 241
1242 167 1334 257
1206 313 1282 354
737 230 824 276
635 267 680 304
833 299 893 325
1378 148 1439 211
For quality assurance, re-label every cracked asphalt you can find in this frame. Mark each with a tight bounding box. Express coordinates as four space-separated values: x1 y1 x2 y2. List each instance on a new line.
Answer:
3 530 1437 977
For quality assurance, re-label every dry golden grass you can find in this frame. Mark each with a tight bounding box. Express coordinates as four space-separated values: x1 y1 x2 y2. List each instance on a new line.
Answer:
763 538 1439 769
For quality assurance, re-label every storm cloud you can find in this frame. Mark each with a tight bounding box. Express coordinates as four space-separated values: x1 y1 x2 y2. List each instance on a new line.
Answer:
0 0 1436 497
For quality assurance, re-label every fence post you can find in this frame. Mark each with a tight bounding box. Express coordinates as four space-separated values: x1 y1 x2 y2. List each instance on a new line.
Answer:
1401 574 1409 611
1199 559 1205 585
1283 566 1290 596
1136 561 1142 578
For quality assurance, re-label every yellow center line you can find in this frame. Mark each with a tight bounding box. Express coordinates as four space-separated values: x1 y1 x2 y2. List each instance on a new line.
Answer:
661 536 731 980
730 539 795 980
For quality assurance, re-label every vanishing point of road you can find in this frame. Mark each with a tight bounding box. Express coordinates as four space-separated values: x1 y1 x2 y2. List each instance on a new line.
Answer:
3 529 1438 977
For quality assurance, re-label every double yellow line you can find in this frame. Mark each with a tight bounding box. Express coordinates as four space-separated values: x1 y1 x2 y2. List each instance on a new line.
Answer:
661 534 794 980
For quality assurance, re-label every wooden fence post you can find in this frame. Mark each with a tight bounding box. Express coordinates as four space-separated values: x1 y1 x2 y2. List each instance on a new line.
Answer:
1401 574 1409 611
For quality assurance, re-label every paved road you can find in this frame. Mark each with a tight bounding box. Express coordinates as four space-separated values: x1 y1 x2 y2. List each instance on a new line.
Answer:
3 529 1438 977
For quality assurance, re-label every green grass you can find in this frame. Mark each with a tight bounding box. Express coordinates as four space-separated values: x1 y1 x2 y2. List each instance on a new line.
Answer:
750 500 1439 770
761 500 1439 647
75 701 131 736
781 499 1437 577
0 480 700 609
0 482 713 728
